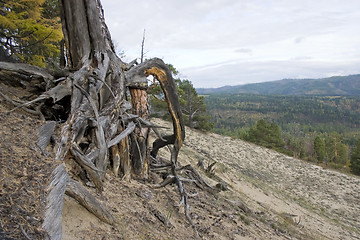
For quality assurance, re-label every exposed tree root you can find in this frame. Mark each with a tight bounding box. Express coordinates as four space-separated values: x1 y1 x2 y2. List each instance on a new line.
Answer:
150 154 223 238
174 175 200 237
0 1 213 238
0 90 42 117
151 167 200 236
65 179 116 225
42 164 68 240
42 163 116 240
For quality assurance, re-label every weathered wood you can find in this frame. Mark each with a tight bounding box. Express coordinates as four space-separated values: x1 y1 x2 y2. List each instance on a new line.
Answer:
125 58 185 168
1 1 200 238
37 121 56 153
42 164 69 240
181 164 215 190
174 175 199 236
0 61 54 88
70 144 103 192
206 161 217 175
55 123 70 161
65 178 116 225
0 90 40 116
148 203 174 228
59 0 129 181
130 88 150 176
140 59 185 163
107 121 136 148
110 143 121 175
73 83 108 176
59 0 91 69
110 122 133 177
0 65 71 114
119 124 131 179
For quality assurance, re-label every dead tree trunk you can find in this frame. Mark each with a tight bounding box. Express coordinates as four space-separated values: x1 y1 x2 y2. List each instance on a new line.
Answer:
57 0 123 180
129 87 150 176
0 0 214 238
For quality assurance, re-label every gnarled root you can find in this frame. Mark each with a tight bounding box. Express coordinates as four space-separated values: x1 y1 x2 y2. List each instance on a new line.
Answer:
150 155 220 237
151 166 200 237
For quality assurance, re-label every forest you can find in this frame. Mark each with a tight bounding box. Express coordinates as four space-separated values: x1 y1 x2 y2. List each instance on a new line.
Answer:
204 93 360 173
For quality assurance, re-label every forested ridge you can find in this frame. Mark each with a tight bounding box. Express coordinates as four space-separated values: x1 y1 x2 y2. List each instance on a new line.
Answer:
204 93 360 173
197 74 360 96
206 94 360 131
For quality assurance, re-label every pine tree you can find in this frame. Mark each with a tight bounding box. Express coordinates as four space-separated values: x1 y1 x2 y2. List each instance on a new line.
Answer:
0 0 62 66
324 132 348 167
149 68 213 131
177 79 213 130
314 136 326 163
350 138 360 175
244 119 285 151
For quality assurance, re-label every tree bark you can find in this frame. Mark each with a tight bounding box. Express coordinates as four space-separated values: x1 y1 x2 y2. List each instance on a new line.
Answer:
65 179 116 225
42 164 68 240
130 88 150 176
0 0 190 238
58 0 128 180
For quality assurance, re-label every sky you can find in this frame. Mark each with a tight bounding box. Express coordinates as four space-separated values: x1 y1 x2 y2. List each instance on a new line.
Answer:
101 0 360 88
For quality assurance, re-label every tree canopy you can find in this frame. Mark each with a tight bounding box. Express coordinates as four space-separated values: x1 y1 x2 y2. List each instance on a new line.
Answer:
350 138 360 175
0 0 62 66
177 79 213 130
243 119 285 152
149 66 213 131
314 136 326 163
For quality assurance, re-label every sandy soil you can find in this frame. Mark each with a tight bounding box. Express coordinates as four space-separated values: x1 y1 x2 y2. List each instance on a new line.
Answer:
62 118 360 240
1 98 359 239
179 118 360 240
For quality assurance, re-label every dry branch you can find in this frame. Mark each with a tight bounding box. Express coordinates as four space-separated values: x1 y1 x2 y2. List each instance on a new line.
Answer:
70 144 104 192
37 121 56 153
65 179 116 225
107 121 135 148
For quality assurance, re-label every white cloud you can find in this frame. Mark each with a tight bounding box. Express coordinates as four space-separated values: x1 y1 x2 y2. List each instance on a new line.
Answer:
101 0 360 88
182 59 360 88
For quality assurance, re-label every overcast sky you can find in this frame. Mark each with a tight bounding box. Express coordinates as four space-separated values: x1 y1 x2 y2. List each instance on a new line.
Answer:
101 0 360 88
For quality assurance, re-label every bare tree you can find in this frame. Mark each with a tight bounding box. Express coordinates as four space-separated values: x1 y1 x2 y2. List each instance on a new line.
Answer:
140 29 146 63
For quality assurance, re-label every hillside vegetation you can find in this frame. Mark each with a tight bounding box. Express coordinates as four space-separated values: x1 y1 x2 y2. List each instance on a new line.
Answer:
204 93 360 172
197 74 360 96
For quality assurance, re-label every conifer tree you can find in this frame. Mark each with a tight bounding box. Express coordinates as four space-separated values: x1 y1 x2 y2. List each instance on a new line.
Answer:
149 68 213 131
0 0 62 66
350 138 360 175
244 119 285 150
314 136 326 163
177 79 213 130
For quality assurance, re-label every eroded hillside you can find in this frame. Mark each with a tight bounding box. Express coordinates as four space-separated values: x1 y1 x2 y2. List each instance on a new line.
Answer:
62 118 360 240
1 101 359 239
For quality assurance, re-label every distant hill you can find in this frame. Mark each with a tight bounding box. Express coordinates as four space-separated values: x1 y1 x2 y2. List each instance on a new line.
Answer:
197 74 360 96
